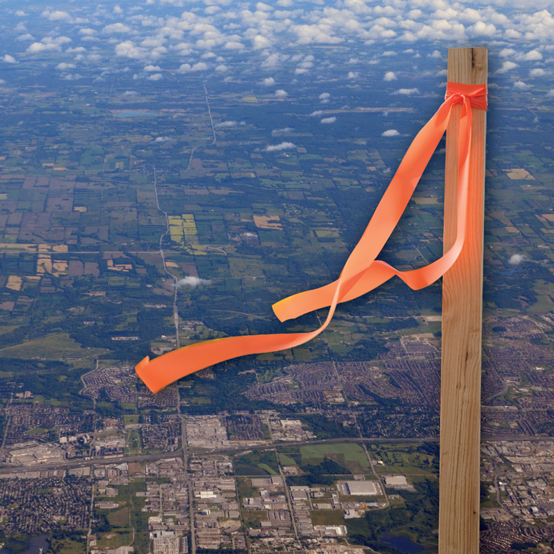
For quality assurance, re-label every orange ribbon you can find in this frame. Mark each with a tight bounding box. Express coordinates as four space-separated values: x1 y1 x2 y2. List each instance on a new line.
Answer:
136 82 487 394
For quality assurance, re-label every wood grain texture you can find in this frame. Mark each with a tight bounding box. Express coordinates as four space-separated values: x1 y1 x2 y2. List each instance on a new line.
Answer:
439 47 487 554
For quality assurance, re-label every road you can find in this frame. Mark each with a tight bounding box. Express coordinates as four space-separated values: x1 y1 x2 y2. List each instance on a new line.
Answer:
152 166 181 348
179 392 196 554
1 433 550 476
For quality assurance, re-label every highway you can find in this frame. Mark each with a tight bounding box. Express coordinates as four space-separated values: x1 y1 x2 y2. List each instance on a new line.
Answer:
2 433 549 476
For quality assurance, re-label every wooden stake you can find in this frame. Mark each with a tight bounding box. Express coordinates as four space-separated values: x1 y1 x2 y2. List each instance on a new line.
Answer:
439 47 488 554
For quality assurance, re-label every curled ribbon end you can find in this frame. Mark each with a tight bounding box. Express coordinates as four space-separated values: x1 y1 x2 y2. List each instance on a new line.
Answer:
272 299 288 322
135 356 161 394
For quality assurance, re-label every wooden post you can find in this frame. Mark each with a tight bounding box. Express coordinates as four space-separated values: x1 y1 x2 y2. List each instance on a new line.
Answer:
439 47 487 554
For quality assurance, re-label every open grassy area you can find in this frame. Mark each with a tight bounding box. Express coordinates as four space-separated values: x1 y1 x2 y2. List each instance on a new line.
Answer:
235 450 280 475
49 538 87 554
237 477 260 500
108 506 130 527
279 453 297 466
125 429 141 455
124 415 139 426
311 510 345 526
0 333 108 360
367 443 438 475
300 443 369 468
96 530 133 549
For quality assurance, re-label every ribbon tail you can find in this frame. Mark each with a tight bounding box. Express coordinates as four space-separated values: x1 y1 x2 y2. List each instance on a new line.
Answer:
136 87 484 394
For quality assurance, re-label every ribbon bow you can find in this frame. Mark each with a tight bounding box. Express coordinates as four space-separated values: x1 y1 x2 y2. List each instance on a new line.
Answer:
136 81 488 394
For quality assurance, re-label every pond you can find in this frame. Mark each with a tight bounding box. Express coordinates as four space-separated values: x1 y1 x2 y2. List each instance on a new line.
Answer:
0 534 50 554
380 532 426 553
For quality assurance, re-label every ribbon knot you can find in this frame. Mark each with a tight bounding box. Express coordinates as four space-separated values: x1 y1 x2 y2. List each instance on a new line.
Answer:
445 82 488 111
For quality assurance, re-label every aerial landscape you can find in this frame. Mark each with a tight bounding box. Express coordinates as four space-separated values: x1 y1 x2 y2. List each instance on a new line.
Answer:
0 0 554 553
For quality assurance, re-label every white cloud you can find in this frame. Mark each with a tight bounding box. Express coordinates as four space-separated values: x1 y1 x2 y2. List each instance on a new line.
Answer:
496 61 518 74
253 35 271 49
56 62 75 70
27 36 71 54
499 48 516 58
148 73 163 81
215 64 228 72
469 21 496 37
175 276 212 288
514 80 531 90
530 68 546 77
103 23 131 34
319 92 330 100
509 254 528 265
504 29 521 39
256 2 273 11
310 110 323 117
384 71 397 81
261 53 289 69
15 10 26 16
114 5 123 14
428 50 441 58
394 88 419 95
79 29 96 36
16 34 34 41
3 55 16 64
115 41 148 60
321 117 336 124
42 10 71 22
347 71 359 79
178 62 208 73
265 142 296 152
144 65 161 72
215 121 237 128
272 127 293 135
382 129 400 137
293 24 343 45
224 41 244 50
275 89 288 98
262 77 275 86
520 49 542 61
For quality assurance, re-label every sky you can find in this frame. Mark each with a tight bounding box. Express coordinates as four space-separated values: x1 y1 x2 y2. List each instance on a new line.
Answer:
1 0 553 87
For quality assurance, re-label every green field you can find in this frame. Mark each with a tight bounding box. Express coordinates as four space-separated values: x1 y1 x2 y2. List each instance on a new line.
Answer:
311 510 345 526
124 415 139 426
279 453 297 466
107 506 130 527
235 450 280 476
367 443 438 475
125 429 141 454
300 443 369 468
0 333 108 360
242 510 268 529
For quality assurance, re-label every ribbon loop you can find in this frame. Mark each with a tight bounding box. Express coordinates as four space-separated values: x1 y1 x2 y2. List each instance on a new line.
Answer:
446 81 488 111
136 82 488 394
